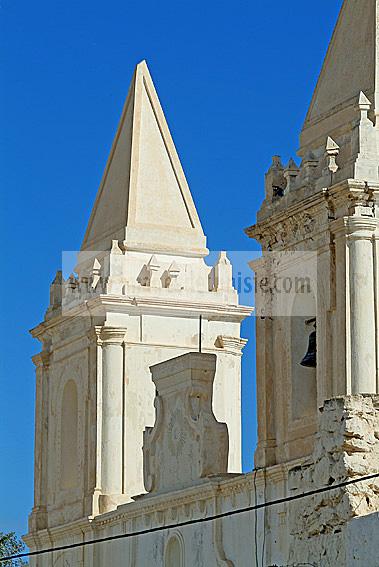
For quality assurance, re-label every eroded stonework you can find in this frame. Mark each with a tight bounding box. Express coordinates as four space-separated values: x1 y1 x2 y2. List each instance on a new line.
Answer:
289 395 379 565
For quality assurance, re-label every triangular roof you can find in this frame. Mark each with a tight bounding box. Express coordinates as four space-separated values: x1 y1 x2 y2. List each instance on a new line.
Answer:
81 61 207 256
299 0 378 153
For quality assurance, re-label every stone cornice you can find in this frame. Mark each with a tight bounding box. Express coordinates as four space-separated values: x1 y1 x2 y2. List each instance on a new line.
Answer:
31 296 253 340
23 516 96 548
245 190 326 241
24 456 309 546
328 179 379 214
98 295 253 321
89 480 226 527
245 179 379 249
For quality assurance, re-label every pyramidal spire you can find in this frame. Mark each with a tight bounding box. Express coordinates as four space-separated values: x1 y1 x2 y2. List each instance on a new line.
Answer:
300 0 379 154
81 60 207 256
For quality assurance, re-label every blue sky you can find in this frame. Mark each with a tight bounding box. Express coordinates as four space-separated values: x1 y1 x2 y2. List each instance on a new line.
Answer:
0 0 343 538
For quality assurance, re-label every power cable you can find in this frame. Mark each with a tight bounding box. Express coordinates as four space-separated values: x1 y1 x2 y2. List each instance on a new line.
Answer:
1 472 378 563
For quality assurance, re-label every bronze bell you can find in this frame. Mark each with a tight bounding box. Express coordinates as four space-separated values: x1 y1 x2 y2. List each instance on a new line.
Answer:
300 329 317 368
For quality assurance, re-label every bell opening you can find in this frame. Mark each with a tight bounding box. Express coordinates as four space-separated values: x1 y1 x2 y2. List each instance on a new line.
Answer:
300 329 317 368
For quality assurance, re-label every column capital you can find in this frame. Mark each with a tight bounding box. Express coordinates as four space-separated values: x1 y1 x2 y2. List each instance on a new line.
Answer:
87 325 104 345
215 335 248 356
32 351 50 369
99 327 126 345
331 216 379 239
346 217 379 240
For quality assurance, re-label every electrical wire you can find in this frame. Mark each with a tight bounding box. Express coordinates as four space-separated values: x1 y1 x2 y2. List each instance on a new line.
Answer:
1 472 378 563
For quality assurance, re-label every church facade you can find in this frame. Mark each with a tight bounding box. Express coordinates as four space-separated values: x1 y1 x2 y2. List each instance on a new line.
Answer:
24 1 379 565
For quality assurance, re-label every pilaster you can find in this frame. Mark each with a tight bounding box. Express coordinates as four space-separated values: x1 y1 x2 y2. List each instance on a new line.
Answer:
330 218 351 396
85 326 103 517
29 351 50 532
98 327 128 513
331 216 379 394
346 218 378 393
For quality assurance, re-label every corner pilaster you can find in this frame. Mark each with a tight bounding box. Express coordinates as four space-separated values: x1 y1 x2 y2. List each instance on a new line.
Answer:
29 351 50 532
331 216 379 394
98 327 128 513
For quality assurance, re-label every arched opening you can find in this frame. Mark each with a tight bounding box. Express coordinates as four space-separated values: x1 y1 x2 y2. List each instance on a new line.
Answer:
60 380 78 490
165 535 183 567
290 289 317 421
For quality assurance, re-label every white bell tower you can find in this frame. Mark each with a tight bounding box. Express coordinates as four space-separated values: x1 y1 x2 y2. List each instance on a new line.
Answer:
246 0 379 468
28 61 252 535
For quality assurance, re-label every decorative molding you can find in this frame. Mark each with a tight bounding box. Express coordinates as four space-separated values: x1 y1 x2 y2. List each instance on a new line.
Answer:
99 327 126 345
86 325 103 345
25 458 301 545
247 179 379 250
246 201 324 250
143 353 229 495
212 490 235 567
331 216 379 239
30 295 252 341
215 335 248 356
32 351 50 368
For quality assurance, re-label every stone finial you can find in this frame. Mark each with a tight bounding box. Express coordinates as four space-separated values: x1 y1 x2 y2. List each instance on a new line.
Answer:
110 239 123 255
283 158 300 192
67 273 77 290
351 91 378 181
142 353 229 495
357 91 371 114
50 270 63 298
52 270 63 285
137 255 161 287
210 251 233 292
106 240 125 294
49 270 63 311
91 258 101 289
63 274 79 303
163 261 181 288
168 260 180 276
147 255 160 287
326 136 340 153
325 136 340 173
265 155 286 200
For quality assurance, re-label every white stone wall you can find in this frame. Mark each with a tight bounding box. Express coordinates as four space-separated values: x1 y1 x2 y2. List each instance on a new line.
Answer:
25 393 379 567
27 244 251 531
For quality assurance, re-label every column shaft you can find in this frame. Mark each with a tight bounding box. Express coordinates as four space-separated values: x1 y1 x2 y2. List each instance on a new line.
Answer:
348 219 377 393
331 222 350 395
100 328 126 496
